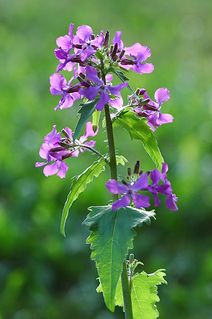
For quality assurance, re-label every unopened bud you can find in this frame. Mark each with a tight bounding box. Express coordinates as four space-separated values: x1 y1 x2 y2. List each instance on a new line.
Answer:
134 161 140 174
103 31 109 47
119 49 125 60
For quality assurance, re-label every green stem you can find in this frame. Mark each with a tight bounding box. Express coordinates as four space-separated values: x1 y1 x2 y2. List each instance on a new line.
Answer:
104 104 133 319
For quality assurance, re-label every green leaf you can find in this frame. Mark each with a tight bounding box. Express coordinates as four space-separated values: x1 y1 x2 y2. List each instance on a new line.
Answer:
114 110 164 169
74 99 97 140
114 69 129 82
115 269 167 319
60 157 106 236
83 206 155 311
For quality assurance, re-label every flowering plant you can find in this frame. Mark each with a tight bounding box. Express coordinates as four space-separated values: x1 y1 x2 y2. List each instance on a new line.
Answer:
36 23 178 319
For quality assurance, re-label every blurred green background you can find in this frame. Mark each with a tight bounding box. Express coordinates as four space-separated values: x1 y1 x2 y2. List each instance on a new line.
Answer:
0 0 212 318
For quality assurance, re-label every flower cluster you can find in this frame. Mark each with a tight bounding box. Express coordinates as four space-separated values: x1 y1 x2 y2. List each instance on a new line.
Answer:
35 122 97 178
36 23 178 213
49 23 157 112
129 88 174 130
106 161 178 211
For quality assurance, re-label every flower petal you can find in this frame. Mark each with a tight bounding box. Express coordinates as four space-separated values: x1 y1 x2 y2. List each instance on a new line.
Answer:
109 94 123 109
35 161 46 167
96 91 110 110
112 195 131 210
80 86 99 100
106 179 128 194
132 193 150 208
135 63 154 74
166 194 178 211
76 25 93 42
150 169 161 185
131 173 149 191
50 73 66 95
154 88 170 105
125 43 151 60
57 162 68 178
56 35 72 51
43 162 58 176
108 82 128 95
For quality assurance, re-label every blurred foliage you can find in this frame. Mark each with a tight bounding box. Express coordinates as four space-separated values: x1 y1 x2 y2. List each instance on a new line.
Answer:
0 0 212 318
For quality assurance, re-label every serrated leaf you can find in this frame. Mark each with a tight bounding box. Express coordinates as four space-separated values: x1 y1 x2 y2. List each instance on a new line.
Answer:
114 110 164 169
60 157 106 236
74 99 97 140
115 269 167 319
83 206 155 311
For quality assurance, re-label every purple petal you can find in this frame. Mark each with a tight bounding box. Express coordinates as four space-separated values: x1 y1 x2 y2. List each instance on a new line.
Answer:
132 193 150 208
105 73 113 83
76 25 93 42
54 48 67 60
158 113 174 124
131 173 149 191
112 195 131 210
150 169 161 184
84 121 97 138
166 194 178 211
135 63 154 74
63 61 75 72
154 88 170 105
44 125 60 144
57 162 68 178
108 82 128 95
153 193 160 207
80 86 99 100
86 66 102 84
35 161 46 167
106 179 128 194
56 35 72 51
50 73 66 95
43 162 58 176
96 91 110 110
109 94 123 109
125 43 151 60
63 127 73 138
57 94 77 110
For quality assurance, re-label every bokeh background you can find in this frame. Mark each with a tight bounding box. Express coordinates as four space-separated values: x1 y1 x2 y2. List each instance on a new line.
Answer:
0 0 212 318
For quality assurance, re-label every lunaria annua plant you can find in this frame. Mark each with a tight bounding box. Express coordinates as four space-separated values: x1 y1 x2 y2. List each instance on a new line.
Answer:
36 23 178 319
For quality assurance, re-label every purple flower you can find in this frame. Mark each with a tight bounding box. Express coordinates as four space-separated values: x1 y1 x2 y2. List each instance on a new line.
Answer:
106 173 150 210
50 73 81 110
133 88 174 130
120 43 154 75
80 66 128 110
55 24 76 72
35 122 97 178
148 163 178 211
73 25 104 62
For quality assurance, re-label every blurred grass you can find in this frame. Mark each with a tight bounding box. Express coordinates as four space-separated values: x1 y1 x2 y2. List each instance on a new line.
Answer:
0 0 212 318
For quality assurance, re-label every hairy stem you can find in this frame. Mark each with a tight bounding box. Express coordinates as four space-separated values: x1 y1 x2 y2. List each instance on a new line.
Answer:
104 104 133 319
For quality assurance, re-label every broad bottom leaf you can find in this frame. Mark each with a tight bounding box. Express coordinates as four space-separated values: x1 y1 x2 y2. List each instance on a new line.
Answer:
98 269 167 319
83 205 155 311
116 269 167 319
